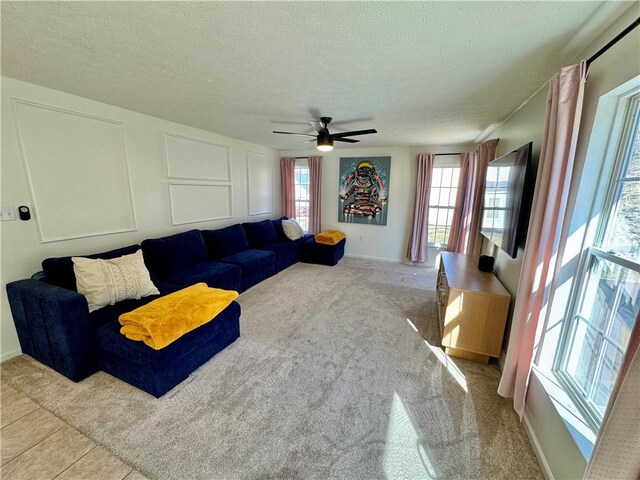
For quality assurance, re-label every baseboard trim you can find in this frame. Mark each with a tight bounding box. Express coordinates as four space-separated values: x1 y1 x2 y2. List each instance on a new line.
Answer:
402 259 433 268
523 409 554 480
344 253 401 263
1 348 21 363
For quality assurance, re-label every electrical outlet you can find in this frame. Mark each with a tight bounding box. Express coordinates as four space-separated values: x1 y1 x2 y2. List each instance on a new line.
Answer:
0 207 16 221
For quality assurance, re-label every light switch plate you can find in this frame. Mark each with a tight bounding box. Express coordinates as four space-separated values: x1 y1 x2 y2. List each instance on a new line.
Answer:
0 207 16 221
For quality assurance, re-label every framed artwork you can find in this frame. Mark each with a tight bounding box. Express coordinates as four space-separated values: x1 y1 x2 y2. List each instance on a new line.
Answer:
338 156 391 226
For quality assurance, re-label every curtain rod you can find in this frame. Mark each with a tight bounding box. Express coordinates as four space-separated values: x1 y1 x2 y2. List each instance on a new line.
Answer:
587 16 640 68
295 154 462 158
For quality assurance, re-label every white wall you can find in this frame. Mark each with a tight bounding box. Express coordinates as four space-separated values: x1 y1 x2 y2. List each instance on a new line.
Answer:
480 87 546 349
480 5 640 478
282 145 473 266
0 77 280 361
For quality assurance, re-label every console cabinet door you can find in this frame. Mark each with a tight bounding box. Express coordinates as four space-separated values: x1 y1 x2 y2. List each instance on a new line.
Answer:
441 290 509 357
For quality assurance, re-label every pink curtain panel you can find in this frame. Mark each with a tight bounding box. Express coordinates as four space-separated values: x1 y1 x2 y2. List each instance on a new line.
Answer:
467 139 499 256
280 157 296 218
498 62 588 417
308 156 323 234
406 153 435 263
447 152 472 253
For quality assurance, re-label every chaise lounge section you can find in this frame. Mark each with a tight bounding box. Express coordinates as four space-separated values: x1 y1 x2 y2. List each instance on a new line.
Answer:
97 301 241 397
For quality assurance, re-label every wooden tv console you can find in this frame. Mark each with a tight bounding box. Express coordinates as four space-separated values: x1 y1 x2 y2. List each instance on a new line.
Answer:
436 252 511 364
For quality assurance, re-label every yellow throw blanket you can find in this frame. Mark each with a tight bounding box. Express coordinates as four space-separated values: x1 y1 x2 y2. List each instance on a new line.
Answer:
315 230 346 246
119 283 238 350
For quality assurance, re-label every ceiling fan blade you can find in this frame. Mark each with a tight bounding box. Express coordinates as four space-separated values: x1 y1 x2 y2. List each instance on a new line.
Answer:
310 121 324 133
329 117 374 127
331 129 377 138
304 139 317 143
273 131 317 137
333 138 360 143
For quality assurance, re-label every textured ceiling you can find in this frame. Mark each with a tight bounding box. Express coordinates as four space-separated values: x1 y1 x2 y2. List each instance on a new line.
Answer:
0 1 632 150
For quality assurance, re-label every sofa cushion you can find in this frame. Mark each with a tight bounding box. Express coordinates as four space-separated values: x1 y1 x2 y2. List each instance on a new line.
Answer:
242 220 279 247
260 242 300 272
42 244 140 291
271 217 288 242
141 230 208 280
297 233 315 244
202 225 250 259
163 261 241 292
218 250 276 291
90 295 161 331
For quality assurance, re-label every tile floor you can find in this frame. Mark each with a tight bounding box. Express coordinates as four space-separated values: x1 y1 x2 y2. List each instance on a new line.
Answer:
1 381 147 480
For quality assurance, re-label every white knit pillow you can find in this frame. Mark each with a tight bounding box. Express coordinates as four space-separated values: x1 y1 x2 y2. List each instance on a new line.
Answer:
73 250 159 312
282 218 304 240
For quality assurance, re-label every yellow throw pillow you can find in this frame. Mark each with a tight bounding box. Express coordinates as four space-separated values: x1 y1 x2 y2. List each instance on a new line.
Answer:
73 250 159 312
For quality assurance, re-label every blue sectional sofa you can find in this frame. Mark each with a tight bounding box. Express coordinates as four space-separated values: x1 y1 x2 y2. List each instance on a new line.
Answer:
6 218 344 397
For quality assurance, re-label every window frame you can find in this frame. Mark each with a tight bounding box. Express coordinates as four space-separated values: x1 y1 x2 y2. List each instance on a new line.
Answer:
294 164 310 233
428 165 461 248
553 92 640 430
480 165 511 240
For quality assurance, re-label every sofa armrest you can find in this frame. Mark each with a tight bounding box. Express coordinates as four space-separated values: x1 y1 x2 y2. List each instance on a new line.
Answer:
6 279 98 382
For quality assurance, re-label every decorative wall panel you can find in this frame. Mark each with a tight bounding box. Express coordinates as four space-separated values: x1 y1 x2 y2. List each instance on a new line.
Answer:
247 151 274 215
169 183 232 225
12 99 137 242
164 133 231 181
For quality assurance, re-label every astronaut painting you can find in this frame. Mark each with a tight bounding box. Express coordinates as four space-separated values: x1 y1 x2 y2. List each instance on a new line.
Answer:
338 156 391 225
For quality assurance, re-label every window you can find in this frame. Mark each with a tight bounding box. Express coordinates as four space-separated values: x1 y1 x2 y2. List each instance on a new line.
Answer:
295 165 310 232
428 166 460 246
556 94 640 427
481 166 510 245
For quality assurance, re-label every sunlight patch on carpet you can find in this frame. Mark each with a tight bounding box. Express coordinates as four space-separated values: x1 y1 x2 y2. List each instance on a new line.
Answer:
424 341 468 393
406 318 419 332
383 392 438 479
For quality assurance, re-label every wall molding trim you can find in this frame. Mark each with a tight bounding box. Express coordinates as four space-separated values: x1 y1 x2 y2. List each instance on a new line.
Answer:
246 151 274 216
10 97 125 125
523 409 554 480
163 132 232 182
168 182 233 226
11 97 138 243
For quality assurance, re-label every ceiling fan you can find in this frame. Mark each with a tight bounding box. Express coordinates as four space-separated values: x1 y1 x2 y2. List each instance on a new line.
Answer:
273 117 377 152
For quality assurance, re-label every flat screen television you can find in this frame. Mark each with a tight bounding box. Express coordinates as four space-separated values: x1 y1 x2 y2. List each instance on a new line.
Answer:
480 142 533 259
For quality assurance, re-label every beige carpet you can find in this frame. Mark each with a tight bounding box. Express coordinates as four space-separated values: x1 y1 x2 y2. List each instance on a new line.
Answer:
1 257 542 480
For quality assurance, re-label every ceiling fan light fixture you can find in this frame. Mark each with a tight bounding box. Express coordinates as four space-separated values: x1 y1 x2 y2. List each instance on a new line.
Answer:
317 133 333 152
273 115 377 151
